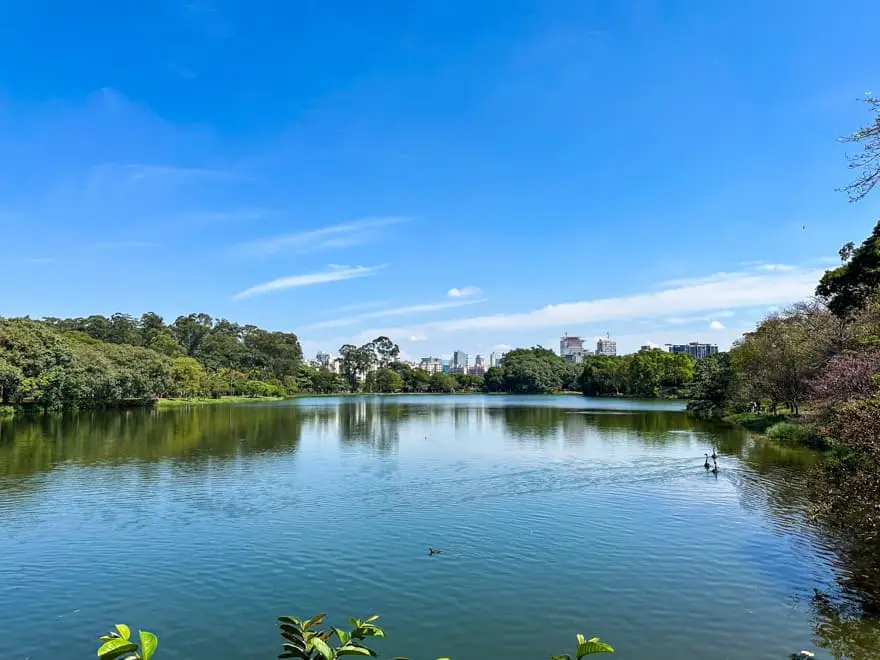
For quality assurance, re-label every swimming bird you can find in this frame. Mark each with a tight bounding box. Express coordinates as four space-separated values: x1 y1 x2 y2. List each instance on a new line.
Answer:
711 459 719 475
711 447 718 460
704 454 711 469
428 548 442 556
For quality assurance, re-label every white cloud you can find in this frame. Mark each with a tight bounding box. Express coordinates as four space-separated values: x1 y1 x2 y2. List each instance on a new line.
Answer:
710 320 726 330
304 297 487 330
664 310 735 325
409 334 428 341
351 267 821 340
236 217 407 256
232 264 384 300
755 263 797 272
448 286 483 298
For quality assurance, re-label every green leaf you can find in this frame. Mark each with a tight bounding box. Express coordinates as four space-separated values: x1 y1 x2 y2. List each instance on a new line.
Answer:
139 631 158 660
364 616 379 623
279 616 303 626
576 637 614 657
576 634 585 646
550 656 573 660
280 643 309 659
357 624 385 638
115 624 131 641
309 636 333 660
97 638 139 660
337 646 375 657
330 627 350 645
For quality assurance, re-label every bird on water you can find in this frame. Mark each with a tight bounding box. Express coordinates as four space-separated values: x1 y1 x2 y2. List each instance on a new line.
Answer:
704 454 711 469
711 447 718 460
428 548 442 556
711 459 719 475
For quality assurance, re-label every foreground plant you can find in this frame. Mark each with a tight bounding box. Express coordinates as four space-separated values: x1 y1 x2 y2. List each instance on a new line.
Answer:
95 613 612 658
97 624 158 660
549 634 614 659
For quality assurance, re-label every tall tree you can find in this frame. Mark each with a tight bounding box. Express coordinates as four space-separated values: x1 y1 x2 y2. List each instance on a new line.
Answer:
170 313 214 356
817 221 880 317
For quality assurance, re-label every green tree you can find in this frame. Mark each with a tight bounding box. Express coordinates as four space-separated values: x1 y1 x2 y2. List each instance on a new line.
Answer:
686 353 735 418
428 372 456 393
366 368 404 393
148 331 185 357
170 357 206 397
817 221 880 317
170 313 214 356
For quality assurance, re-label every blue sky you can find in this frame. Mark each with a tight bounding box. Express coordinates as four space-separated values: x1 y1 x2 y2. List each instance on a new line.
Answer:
2 0 879 360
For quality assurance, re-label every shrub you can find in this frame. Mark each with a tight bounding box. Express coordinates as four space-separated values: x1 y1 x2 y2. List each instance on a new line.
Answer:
766 422 828 449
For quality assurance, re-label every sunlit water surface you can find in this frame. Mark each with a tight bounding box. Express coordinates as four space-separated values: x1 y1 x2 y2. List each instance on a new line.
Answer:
0 396 875 659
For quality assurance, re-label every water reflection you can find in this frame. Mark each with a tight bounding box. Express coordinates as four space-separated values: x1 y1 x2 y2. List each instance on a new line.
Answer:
1 396 880 659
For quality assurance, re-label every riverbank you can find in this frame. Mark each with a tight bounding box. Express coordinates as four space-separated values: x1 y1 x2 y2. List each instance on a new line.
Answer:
155 396 286 408
722 411 829 449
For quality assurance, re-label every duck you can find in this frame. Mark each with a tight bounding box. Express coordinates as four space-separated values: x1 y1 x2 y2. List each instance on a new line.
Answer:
704 454 711 469
428 547 442 556
711 459 719 475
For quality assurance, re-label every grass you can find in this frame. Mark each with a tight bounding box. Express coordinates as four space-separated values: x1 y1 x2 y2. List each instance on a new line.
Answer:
155 396 285 408
723 411 789 433
765 421 829 449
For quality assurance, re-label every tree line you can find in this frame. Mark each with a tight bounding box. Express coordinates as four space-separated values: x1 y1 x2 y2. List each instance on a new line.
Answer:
686 95 880 616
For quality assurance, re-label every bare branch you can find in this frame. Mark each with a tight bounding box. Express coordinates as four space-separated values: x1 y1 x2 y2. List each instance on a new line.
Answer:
840 95 880 202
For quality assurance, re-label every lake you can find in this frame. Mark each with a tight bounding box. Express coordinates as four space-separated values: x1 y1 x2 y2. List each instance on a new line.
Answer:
0 395 876 659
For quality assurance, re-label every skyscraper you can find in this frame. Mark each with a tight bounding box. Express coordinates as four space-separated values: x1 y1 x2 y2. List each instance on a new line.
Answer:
450 350 468 375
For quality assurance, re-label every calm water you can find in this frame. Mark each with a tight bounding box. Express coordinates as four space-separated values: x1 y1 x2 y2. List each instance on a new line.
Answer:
0 396 876 659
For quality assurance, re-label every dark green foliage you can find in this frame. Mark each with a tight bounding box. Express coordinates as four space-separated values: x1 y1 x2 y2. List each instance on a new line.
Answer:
486 347 569 394
0 313 305 408
579 349 694 398
817 220 880 317
686 353 735 418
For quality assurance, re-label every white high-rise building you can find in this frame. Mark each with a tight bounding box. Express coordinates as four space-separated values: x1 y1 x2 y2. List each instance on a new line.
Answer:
418 357 444 374
560 335 586 364
596 337 617 357
489 351 506 368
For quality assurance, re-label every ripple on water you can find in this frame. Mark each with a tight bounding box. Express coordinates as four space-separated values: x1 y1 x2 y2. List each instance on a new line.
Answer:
0 397 872 659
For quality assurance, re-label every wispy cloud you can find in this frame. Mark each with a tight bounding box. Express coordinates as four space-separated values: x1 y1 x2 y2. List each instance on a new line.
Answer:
755 263 797 272
20 257 56 264
233 264 385 300
710 320 726 330
663 310 735 325
236 217 407 257
304 297 487 330
91 241 157 250
448 286 483 298
409 334 428 341
352 267 821 339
